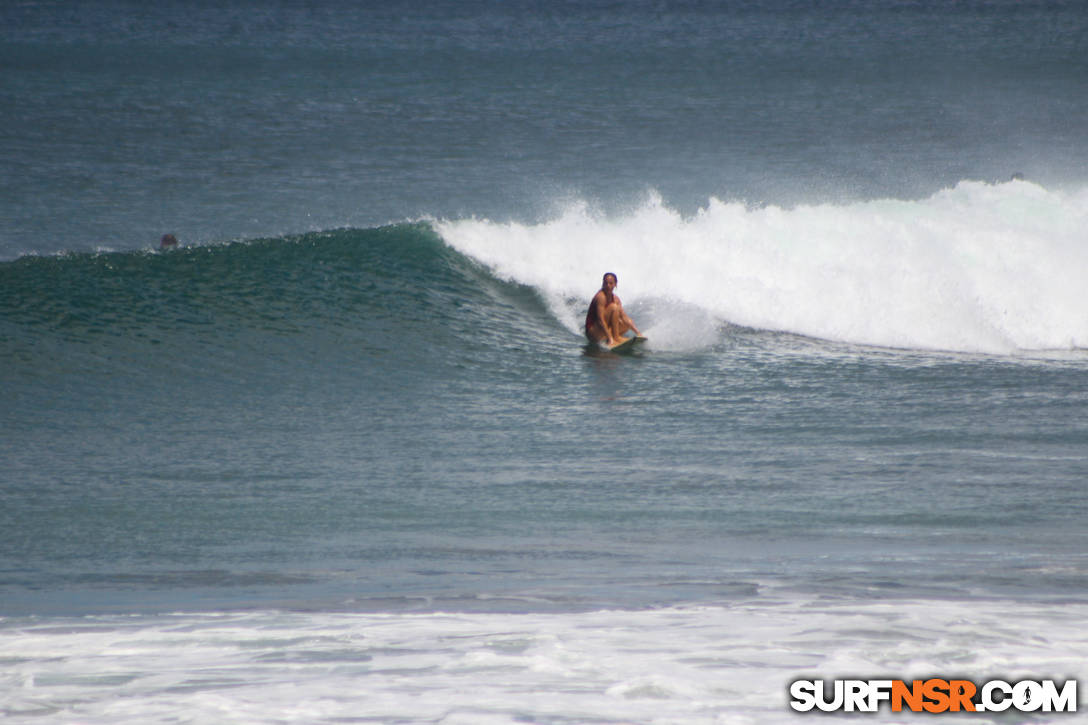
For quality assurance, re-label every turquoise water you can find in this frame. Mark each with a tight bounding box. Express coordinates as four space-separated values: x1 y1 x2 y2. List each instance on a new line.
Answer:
2 2 1088 722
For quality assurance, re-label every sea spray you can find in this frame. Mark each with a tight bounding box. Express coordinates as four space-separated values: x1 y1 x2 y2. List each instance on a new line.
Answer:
434 181 1088 354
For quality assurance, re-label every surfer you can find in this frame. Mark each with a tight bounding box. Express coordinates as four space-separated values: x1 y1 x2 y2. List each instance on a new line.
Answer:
159 233 178 249
585 272 642 346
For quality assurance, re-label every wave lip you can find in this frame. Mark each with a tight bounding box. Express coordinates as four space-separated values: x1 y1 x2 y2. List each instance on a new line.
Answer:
435 181 1088 355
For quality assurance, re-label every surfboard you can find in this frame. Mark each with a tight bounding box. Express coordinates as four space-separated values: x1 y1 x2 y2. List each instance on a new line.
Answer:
609 336 647 352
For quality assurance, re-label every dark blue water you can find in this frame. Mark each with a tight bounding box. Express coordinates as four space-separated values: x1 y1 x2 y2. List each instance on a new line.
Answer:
4 0 1087 257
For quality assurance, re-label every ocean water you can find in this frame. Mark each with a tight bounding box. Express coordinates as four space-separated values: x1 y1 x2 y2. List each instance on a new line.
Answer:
2 1 1088 723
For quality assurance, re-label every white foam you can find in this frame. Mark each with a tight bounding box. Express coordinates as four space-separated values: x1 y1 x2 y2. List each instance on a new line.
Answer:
434 181 1088 354
3 598 1086 723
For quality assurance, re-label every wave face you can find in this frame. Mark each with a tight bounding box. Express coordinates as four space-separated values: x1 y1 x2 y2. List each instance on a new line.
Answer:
437 180 1088 354
0 223 555 381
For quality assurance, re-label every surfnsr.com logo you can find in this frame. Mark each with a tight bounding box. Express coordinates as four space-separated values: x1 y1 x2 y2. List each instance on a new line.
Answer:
789 678 1078 714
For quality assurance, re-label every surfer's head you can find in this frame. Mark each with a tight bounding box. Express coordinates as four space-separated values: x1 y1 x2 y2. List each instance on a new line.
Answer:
602 272 617 288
